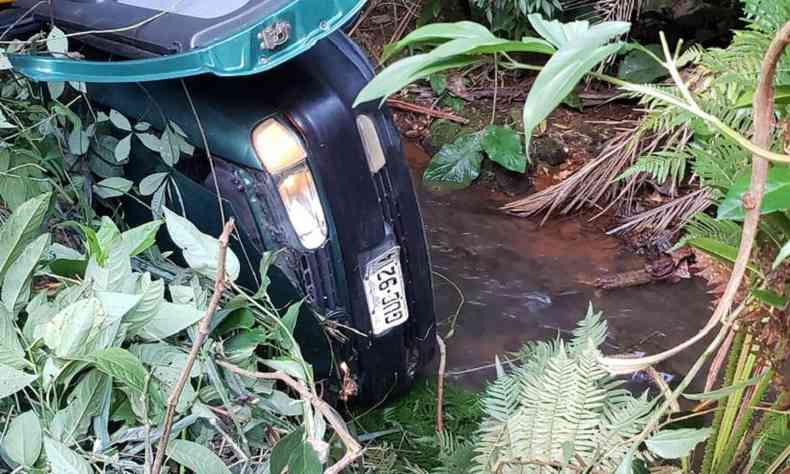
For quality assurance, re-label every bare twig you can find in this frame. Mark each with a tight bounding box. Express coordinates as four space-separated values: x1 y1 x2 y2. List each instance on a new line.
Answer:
217 361 363 474
598 22 790 375
435 335 447 433
386 98 470 124
150 218 236 473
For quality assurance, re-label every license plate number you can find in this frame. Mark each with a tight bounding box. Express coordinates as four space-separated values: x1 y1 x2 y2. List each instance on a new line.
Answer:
364 247 409 335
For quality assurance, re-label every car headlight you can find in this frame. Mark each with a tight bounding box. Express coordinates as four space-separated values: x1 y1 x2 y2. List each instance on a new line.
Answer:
252 118 328 250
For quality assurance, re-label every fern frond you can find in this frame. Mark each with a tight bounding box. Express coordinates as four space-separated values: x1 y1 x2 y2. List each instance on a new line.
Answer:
617 150 689 189
675 212 742 249
690 138 750 194
748 413 790 474
570 303 607 353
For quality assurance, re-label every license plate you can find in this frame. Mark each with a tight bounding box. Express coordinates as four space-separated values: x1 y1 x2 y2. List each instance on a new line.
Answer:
363 247 409 335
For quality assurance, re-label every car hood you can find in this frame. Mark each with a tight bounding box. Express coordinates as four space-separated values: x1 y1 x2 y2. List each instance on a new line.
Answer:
6 0 366 82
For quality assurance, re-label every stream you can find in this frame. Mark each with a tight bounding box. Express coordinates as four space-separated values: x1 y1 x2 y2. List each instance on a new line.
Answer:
404 142 713 392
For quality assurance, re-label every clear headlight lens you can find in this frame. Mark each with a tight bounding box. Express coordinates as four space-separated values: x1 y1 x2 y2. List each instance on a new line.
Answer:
277 166 328 249
252 118 307 174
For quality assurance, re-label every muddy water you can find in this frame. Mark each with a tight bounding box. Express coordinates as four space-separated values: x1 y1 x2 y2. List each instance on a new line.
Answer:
404 142 713 391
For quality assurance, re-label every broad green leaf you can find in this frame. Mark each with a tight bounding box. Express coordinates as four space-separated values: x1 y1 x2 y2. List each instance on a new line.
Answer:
121 220 162 256
0 307 25 369
271 428 305 474
125 273 164 332
93 177 133 199
67 128 89 155
617 44 667 83
94 348 147 392
522 17 629 160
750 289 788 309
43 437 92 474
528 14 629 49
683 374 764 401
356 27 552 106
253 250 280 298
160 128 178 165
773 240 790 269
84 235 132 291
135 301 204 340
0 363 36 399
114 133 131 162
163 207 240 281
423 133 483 187
0 192 50 279
139 172 168 196
51 370 109 445
46 27 68 54
645 428 712 459
382 21 498 61
136 132 161 152
3 410 42 467
216 308 255 335
44 298 98 358
482 125 526 173
717 167 790 220
734 85 790 109
2 233 49 312
223 328 267 363
688 237 760 274
289 440 323 474
166 439 231 474
109 109 131 131
48 81 65 100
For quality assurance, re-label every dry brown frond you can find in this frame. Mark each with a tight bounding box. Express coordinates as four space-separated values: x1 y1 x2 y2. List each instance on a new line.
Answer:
605 187 713 236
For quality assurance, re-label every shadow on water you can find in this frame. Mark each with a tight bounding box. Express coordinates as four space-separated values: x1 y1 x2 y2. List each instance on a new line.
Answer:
404 142 713 391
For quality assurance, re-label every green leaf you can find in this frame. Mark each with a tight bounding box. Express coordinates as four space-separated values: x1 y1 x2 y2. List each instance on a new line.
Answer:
687 237 760 274
139 172 168 196
750 289 788 309
0 363 36 399
166 439 231 474
2 233 50 312
262 358 307 381
93 177 133 199
289 440 323 474
0 193 50 279
114 134 131 163
109 109 131 132
0 307 25 369
46 26 68 54
382 21 501 61
253 250 280 298
43 298 98 358
430 73 448 95
717 167 790 220
94 348 147 393
617 44 667 83
121 220 162 257
43 437 92 474
271 428 305 474
522 16 629 160
645 428 712 459
734 85 790 109
773 240 790 269
136 132 161 152
423 133 483 187
67 128 89 155
50 370 110 445
3 411 42 467
163 207 241 281
355 24 553 106
683 374 764 401
482 125 526 173
48 81 65 100
135 302 204 340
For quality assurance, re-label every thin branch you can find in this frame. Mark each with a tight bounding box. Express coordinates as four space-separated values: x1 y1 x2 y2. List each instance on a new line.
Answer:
435 335 447 433
150 218 236 473
217 361 363 474
386 98 470 124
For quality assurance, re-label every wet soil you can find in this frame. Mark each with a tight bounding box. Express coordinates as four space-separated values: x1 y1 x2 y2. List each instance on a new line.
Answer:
404 142 713 392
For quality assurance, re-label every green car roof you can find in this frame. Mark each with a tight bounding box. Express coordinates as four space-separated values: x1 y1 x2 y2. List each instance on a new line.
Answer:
8 0 366 83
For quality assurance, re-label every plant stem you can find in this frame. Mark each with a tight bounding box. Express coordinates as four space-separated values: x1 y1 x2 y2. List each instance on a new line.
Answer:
150 218 235 474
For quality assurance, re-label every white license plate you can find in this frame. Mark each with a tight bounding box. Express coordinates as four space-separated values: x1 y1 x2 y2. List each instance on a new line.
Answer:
364 247 409 335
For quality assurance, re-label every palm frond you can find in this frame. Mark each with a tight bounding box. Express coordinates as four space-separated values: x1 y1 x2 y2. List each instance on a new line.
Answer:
748 413 790 474
606 188 713 236
617 149 690 193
